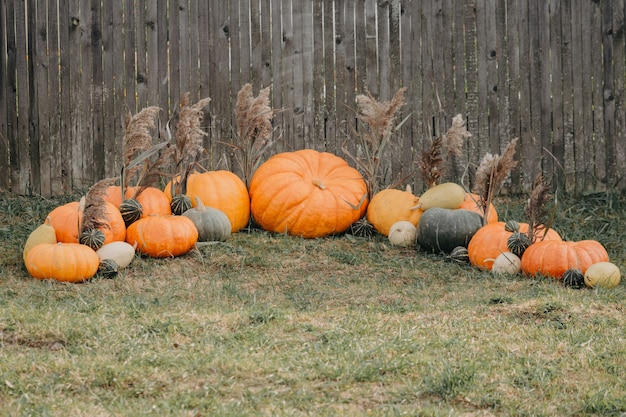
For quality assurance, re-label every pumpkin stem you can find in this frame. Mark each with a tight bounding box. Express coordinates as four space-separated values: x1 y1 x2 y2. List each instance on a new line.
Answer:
193 196 207 211
311 178 326 190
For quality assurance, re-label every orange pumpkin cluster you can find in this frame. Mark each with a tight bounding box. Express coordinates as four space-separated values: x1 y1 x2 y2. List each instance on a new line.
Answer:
22 173 251 282
366 180 617 287
22 150 619 289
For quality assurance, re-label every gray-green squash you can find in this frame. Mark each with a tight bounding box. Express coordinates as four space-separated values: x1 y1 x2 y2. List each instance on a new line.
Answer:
182 197 231 242
416 208 483 254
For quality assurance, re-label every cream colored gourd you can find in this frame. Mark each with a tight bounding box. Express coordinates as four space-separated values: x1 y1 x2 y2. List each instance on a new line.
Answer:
584 262 621 289
417 182 466 211
489 252 521 275
388 221 417 247
96 241 137 269
23 218 57 262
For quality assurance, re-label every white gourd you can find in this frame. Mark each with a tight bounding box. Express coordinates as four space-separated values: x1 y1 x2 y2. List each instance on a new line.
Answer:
96 241 137 269
489 252 521 275
388 221 417 247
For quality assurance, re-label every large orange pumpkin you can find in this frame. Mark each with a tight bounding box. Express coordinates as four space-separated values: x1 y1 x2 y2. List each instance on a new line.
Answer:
164 171 250 233
468 221 562 270
25 242 100 282
520 240 609 279
126 215 198 258
249 149 368 238
458 193 498 224
47 201 126 245
366 186 422 236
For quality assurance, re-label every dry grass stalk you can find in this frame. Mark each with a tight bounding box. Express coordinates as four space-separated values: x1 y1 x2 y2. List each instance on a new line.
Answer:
473 138 519 224
223 83 275 187
81 177 117 232
122 106 161 197
525 173 555 242
418 114 471 189
342 87 408 197
169 93 211 196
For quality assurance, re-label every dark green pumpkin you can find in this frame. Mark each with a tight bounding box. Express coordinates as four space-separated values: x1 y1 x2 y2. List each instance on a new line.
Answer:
98 258 119 279
448 246 470 264
507 231 531 257
562 268 585 289
119 198 143 227
79 228 106 251
170 194 193 216
416 208 483 254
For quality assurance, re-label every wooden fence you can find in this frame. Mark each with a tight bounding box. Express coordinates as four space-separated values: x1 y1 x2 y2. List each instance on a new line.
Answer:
1 0 625 197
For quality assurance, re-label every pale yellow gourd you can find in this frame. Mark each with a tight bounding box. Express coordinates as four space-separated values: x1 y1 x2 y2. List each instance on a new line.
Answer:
584 262 621 289
416 182 466 211
96 241 137 269
23 218 57 262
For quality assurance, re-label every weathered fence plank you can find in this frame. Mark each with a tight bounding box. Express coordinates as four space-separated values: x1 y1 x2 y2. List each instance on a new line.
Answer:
0 1 8 192
1 0 625 197
613 0 626 191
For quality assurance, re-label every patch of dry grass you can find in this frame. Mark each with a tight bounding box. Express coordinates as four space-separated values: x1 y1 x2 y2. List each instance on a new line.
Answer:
0 191 625 416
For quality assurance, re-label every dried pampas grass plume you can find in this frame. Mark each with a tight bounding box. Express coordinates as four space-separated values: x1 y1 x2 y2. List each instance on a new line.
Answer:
81 177 118 233
473 138 519 224
122 106 161 193
418 114 471 189
236 83 273 144
225 83 276 187
356 87 407 146
343 87 409 197
525 173 555 242
169 93 211 195
174 93 210 167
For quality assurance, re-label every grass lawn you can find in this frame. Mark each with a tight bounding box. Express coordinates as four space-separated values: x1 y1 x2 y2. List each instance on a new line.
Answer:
1 191 624 416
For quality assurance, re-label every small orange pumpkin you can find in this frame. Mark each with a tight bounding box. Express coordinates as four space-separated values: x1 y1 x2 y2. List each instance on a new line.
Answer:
468 221 562 270
25 242 100 282
47 201 126 245
125 215 198 258
103 185 123 209
249 149 368 238
125 186 172 218
165 171 250 233
520 240 609 279
366 186 422 236
458 193 498 224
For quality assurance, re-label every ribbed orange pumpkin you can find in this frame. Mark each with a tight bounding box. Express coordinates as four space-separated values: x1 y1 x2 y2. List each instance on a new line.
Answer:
25 242 100 282
125 215 198 258
520 240 609 279
366 186 422 236
103 185 123 209
458 193 498 224
468 221 562 270
47 201 126 245
125 186 172 218
249 149 368 238
164 171 250 233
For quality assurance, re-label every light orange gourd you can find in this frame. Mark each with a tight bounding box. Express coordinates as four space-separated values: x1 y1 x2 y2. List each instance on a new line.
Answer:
468 221 561 270
249 149 368 238
25 242 100 282
125 215 198 258
366 186 422 236
458 193 498 224
164 170 250 233
47 201 126 245
520 239 609 279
